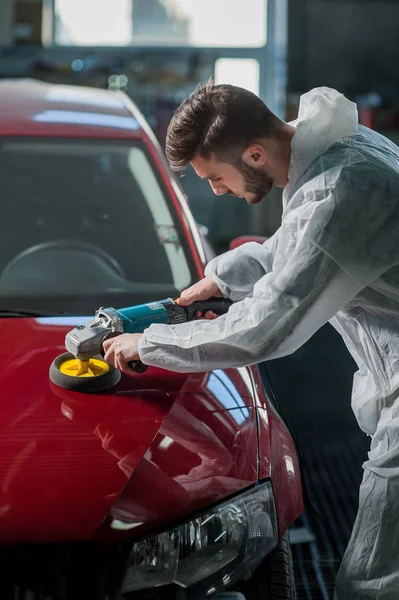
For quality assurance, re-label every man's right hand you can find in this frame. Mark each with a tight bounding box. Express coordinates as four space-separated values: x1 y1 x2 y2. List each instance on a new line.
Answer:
176 276 223 319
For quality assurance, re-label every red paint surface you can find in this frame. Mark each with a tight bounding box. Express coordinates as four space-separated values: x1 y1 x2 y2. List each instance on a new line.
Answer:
100 369 259 540
0 318 173 543
0 318 263 543
250 367 303 536
269 409 303 537
0 80 137 138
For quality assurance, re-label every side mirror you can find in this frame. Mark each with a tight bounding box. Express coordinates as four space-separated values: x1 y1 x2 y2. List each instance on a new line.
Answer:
229 235 267 251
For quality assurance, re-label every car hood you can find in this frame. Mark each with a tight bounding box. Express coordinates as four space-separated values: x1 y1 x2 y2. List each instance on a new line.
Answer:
0 318 259 544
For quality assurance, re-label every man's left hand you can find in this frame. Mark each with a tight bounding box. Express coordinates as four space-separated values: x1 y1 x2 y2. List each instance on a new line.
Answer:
103 333 143 373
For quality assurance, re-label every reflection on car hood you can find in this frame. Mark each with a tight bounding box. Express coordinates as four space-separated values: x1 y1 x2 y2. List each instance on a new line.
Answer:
0 318 259 544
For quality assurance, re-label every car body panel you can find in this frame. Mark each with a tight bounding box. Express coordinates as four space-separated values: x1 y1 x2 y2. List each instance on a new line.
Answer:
268 408 303 536
98 369 259 540
0 318 173 543
0 318 259 544
250 367 303 536
0 79 141 139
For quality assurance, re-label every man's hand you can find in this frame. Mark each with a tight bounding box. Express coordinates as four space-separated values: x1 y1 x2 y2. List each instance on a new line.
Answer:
176 276 222 306
103 333 143 373
176 276 223 320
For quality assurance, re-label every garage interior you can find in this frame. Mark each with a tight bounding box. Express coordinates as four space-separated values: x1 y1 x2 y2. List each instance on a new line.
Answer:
1 1 399 599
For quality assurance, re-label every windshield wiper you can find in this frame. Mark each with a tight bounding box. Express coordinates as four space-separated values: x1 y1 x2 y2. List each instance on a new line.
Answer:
0 309 67 318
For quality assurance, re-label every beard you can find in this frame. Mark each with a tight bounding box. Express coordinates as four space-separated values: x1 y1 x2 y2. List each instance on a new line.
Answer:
240 161 274 204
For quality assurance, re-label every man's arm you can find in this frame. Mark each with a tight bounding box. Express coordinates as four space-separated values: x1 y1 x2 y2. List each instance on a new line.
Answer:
138 237 364 372
204 231 280 302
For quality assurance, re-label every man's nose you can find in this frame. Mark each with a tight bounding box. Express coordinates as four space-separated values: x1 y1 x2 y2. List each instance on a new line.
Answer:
209 181 227 196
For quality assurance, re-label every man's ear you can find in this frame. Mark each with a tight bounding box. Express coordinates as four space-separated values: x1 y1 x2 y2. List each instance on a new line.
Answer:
242 143 267 166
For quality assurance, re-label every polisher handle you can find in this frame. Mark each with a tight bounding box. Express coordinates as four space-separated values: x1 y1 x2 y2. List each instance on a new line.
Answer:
185 297 233 320
128 360 148 373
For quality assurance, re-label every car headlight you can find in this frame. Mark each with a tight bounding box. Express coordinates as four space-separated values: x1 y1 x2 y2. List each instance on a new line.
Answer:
121 482 277 595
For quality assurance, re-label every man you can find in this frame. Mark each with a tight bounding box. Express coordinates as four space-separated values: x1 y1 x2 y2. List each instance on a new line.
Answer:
104 81 399 598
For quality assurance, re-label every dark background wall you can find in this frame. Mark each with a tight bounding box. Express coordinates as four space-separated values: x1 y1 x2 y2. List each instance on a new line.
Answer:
288 0 399 110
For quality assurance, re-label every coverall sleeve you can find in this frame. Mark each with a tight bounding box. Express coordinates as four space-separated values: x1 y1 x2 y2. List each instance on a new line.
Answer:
204 231 279 301
138 237 364 373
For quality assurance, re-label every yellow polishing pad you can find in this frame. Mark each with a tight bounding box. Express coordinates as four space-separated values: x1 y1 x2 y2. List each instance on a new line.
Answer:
58 357 110 378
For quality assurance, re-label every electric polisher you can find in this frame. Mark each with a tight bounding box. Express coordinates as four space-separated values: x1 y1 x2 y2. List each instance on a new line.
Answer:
49 297 232 393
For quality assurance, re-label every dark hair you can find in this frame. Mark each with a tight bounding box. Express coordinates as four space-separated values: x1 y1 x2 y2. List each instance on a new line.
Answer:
165 79 283 172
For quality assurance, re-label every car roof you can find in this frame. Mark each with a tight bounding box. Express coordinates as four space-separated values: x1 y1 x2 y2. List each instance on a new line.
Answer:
0 78 147 139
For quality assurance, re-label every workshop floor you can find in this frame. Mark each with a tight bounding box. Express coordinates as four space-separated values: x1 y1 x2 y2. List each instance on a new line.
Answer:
260 324 370 600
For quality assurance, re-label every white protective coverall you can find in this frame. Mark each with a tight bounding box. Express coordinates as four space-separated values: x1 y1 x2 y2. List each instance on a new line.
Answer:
139 87 399 598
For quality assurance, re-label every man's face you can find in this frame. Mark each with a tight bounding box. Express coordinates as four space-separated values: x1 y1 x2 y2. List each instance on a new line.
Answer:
190 153 273 205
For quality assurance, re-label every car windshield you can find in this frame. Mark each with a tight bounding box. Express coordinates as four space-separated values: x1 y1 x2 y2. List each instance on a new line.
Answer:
0 138 195 315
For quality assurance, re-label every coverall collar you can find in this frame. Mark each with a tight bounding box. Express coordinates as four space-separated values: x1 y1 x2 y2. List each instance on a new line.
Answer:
285 86 359 195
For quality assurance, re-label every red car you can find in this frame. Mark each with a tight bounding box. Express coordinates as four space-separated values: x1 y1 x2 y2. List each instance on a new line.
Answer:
0 79 302 599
